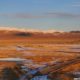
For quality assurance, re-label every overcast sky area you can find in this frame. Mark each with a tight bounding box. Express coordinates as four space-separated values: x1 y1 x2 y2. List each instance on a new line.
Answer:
0 0 80 31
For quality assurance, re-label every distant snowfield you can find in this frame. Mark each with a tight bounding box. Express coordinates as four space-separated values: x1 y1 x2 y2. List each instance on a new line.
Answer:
0 27 64 33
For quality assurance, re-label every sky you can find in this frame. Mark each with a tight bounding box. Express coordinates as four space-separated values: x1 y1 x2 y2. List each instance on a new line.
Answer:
0 0 80 31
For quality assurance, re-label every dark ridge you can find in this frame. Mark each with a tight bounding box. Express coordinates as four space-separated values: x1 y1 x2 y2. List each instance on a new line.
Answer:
14 32 32 37
70 31 80 33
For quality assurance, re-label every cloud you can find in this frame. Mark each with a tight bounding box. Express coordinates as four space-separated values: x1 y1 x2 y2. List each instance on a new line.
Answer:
71 1 80 7
0 12 80 19
72 3 80 7
72 4 80 7
0 13 43 19
14 13 41 19
44 12 80 19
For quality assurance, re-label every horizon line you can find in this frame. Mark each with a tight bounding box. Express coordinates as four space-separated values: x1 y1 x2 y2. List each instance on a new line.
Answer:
0 26 80 33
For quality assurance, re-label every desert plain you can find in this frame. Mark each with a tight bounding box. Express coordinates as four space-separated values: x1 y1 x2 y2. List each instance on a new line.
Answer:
0 30 80 80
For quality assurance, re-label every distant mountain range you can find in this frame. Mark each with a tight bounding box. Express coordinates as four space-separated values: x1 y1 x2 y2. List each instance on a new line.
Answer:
0 27 80 38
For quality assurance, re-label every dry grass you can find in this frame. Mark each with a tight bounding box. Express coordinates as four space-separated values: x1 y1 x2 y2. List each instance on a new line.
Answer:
0 36 80 72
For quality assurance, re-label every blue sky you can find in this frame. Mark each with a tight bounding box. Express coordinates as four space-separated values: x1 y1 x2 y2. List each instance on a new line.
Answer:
0 0 80 31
